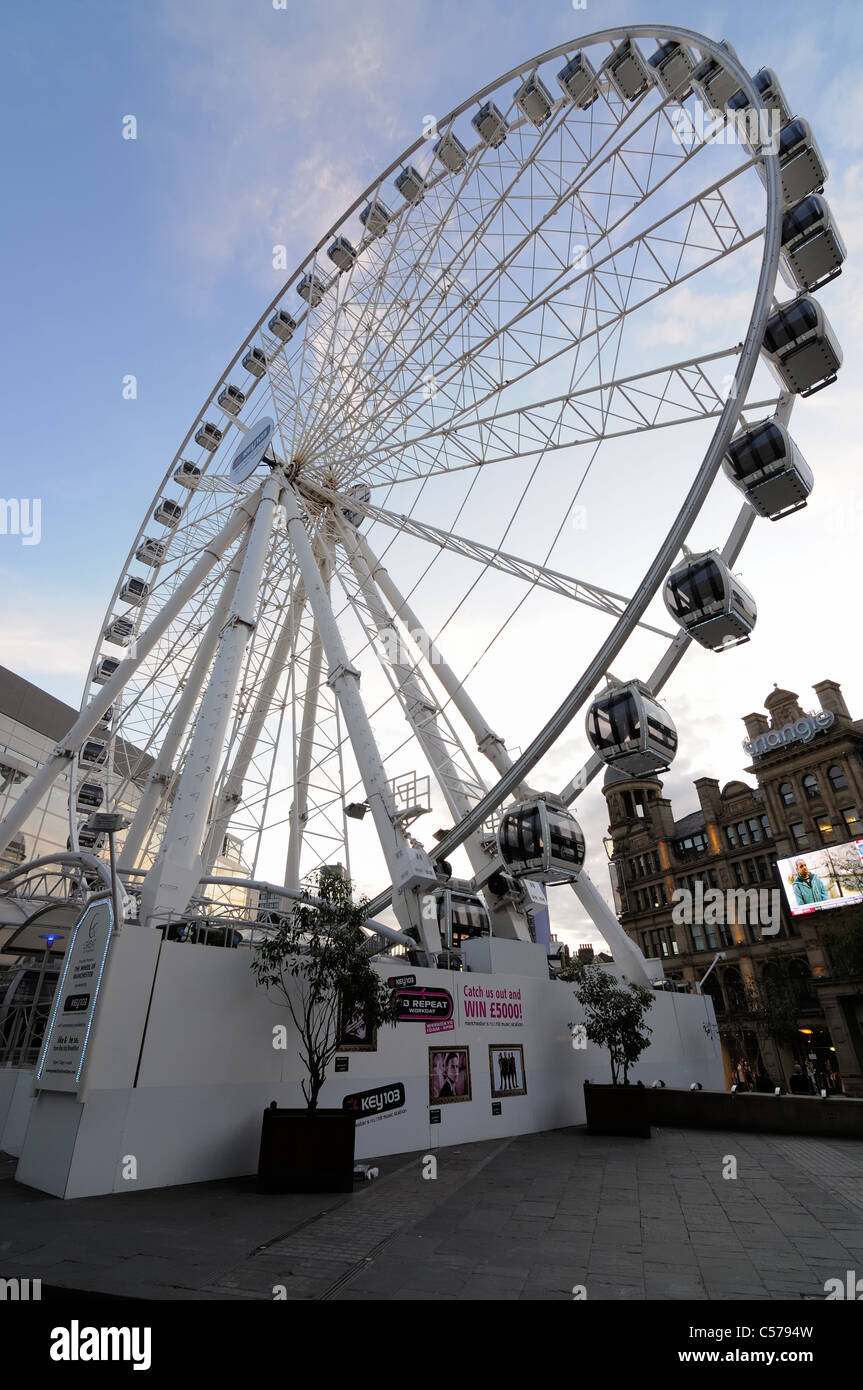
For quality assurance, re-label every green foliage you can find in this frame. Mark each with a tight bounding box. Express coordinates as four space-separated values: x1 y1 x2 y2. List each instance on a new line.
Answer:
250 869 399 1110
561 960 654 1085
758 963 804 1046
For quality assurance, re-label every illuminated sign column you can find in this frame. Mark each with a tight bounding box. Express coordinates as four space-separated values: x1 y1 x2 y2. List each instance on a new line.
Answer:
35 895 115 1096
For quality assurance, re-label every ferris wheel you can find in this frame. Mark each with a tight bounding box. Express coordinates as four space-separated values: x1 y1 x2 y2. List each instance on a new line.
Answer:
0 25 844 961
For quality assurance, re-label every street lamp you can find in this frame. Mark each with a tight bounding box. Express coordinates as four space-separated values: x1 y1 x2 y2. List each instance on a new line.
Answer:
85 812 130 933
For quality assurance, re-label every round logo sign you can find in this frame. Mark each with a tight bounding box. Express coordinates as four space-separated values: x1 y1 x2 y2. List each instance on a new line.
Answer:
229 417 275 484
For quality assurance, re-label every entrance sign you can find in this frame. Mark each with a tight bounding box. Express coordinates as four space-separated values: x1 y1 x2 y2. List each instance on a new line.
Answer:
35 895 114 1094
228 417 275 484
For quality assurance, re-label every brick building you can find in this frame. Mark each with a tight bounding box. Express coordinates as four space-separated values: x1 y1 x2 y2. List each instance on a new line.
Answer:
602 679 863 1095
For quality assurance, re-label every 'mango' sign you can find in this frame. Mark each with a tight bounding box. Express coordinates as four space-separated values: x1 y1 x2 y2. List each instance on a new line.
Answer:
743 710 834 758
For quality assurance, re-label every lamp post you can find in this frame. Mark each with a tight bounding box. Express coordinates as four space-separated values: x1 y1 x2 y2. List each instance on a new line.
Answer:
85 812 130 934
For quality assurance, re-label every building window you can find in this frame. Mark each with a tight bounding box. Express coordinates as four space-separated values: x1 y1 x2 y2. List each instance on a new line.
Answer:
841 807 860 837
761 814 772 839
828 764 848 792
779 782 796 806
673 831 708 859
758 857 772 883
790 821 809 849
747 817 762 843
691 922 705 951
648 929 668 958
725 825 737 848
736 821 750 846
802 773 820 800
668 925 679 956
817 817 836 844
745 859 759 885
733 861 745 887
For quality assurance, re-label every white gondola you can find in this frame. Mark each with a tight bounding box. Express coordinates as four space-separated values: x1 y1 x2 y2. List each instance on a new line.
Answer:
435 889 490 949
297 271 326 306
471 100 507 148
79 739 108 768
173 460 201 488
497 794 586 885
762 296 842 397
76 782 105 812
780 195 845 292
728 67 791 128
663 551 756 650
776 119 828 206
340 484 371 528
119 575 149 606
104 614 135 646
195 421 223 452
268 311 296 343
95 704 114 734
327 236 357 272
691 41 740 114
557 52 599 108
602 38 652 102
394 165 425 203
514 73 553 126
648 40 695 100
217 384 246 416
92 656 120 685
586 679 678 775
135 537 167 567
154 498 183 528
153 498 182 529
359 198 391 238
76 822 106 852
242 346 267 378
722 419 813 520
434 130 468 174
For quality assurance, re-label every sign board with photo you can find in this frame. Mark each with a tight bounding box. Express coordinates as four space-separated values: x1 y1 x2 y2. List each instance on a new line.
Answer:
489 1044 527 1098
336 996 378 1051
428 1046 471 1104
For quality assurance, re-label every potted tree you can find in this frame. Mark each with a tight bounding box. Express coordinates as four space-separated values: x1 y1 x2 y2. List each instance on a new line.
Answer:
561 960 655 1136
251 867 399 1191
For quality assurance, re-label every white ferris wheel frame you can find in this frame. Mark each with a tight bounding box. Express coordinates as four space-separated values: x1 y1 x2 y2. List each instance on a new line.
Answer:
0 25 789 962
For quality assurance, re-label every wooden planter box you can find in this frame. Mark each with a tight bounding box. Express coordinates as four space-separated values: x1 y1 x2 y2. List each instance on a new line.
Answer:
583 1081 650 1138
257 1106 357 1193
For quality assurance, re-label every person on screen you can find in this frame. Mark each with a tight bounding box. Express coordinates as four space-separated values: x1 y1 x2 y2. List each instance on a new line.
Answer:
791 860 829 906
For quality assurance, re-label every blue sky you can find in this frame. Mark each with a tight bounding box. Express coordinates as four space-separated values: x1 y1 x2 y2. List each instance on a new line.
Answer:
3 0 862 934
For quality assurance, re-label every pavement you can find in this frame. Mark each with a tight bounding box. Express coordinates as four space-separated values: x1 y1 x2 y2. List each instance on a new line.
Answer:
2 1125 863 1301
